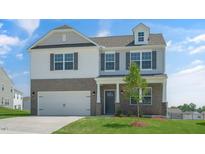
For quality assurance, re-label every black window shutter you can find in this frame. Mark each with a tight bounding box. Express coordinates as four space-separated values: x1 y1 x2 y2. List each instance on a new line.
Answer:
115 52 120 70
50 54 54 71
74 52 78 70
152 51 157 69
101 53 105 71
126 52 130 70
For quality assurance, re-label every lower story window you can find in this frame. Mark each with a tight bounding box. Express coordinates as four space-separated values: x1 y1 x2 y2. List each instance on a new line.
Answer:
142 87 152 104
130 87 152 105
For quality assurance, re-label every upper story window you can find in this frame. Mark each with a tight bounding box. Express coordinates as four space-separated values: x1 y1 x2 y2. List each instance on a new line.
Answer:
2 85 4 91
105 53 115 70
54 53 74 71
131 52 140 68
65 54 74 70
142 52 152 69
138 32 144 42
130 52 152 70
54 54 63 70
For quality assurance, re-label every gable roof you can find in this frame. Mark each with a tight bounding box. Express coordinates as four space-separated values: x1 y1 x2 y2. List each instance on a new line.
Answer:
90 33 166 47
30 25 99 50
54 25 73 30
132 23 150 31
0 67 14 85
30 24 166 50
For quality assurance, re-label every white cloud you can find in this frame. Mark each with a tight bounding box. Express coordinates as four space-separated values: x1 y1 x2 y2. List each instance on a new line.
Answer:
190 45 205 54
96 20 112 37
16 53 23 60
9 70 29 79
16 19 40 36
190 59 203 66
188 34 205 43
168 61 205 107
97 30 111 37
0 34 21 56
0 34 20 45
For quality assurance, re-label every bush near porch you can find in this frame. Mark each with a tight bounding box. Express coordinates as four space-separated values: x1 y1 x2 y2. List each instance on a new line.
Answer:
53 116 205 134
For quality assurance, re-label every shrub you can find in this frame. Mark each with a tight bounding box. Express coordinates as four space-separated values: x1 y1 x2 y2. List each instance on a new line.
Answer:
115 108 123 117
127 111 132 117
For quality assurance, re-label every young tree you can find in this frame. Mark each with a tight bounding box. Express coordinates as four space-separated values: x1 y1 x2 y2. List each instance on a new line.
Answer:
123 63 147 117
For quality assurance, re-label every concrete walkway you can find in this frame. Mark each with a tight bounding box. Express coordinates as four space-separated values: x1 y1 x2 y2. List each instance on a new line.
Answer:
0 116 82 134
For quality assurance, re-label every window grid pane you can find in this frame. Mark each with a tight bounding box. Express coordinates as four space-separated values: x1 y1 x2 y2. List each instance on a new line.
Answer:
65 62 73 70
55 63 63 70
106 62 115 70
54 54 63 62
142 88 152 104
65 54 73 62
105 54 115 62
142 52 151 69
138 32 144 37
142 52 151 60
131 53 140 61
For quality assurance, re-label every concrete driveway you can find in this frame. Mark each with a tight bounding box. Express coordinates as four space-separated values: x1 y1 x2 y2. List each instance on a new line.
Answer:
0 116 83 134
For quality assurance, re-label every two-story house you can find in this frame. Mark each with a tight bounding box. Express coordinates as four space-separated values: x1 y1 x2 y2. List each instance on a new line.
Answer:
29 23 167 116
0 67 23 110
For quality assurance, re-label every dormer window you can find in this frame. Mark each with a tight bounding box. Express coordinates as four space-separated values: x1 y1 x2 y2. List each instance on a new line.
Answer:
138 32 144 42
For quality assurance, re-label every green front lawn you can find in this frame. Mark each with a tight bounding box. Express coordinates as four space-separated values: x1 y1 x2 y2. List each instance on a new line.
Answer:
0 107 30 119
53 116 205 134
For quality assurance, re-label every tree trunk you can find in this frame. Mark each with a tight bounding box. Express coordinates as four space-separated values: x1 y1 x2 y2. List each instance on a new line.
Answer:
137 102 140 118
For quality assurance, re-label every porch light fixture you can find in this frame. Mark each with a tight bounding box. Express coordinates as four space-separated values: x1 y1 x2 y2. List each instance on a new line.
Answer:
120 90 124 94
32 91 35 95
92 91 96 96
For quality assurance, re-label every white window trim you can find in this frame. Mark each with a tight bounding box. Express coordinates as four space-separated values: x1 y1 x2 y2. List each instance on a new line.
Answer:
130 51 152 71
129 87 152 106
104 51 116 72
54 53 74 71
64 53 74 70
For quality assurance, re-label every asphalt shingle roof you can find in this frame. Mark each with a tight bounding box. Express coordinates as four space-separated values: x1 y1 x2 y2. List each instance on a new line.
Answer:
90 34 166 47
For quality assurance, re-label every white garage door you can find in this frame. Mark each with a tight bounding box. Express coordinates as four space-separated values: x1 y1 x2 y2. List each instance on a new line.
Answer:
38 91 90 116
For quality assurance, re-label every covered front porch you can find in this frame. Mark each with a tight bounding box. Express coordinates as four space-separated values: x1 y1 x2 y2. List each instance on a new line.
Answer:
94 75 167 115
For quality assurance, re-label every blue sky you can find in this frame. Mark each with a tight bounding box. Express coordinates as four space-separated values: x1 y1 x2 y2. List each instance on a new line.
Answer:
0 19 205 107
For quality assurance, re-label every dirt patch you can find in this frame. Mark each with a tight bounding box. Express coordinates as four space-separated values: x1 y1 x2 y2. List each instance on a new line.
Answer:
130 121 149 127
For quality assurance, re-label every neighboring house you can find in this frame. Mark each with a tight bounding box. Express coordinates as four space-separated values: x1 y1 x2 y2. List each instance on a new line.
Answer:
13 89 23 110
167 108 183 119
183 111 202 120
0 67 23 110
29 23 167 116
23 97 31 111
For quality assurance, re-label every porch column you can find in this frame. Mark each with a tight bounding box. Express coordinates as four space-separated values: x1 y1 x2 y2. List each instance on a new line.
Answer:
97 83 101 103
116 83 120 103
162 80 167 102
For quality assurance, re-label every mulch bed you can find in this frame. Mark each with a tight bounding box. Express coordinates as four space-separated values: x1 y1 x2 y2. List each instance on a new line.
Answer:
130 121 149 127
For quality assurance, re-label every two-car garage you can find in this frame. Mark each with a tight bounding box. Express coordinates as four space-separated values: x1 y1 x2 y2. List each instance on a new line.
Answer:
37 91 91 116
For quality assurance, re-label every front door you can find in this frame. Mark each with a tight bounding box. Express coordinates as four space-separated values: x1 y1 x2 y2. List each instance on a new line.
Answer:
105 90 115 115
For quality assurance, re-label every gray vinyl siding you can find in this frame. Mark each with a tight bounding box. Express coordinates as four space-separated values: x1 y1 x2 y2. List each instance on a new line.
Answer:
100 48 165 76
38 31 90 46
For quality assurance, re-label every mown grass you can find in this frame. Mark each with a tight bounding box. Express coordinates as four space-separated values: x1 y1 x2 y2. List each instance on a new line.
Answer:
0 107 30 119
54 116 205 134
